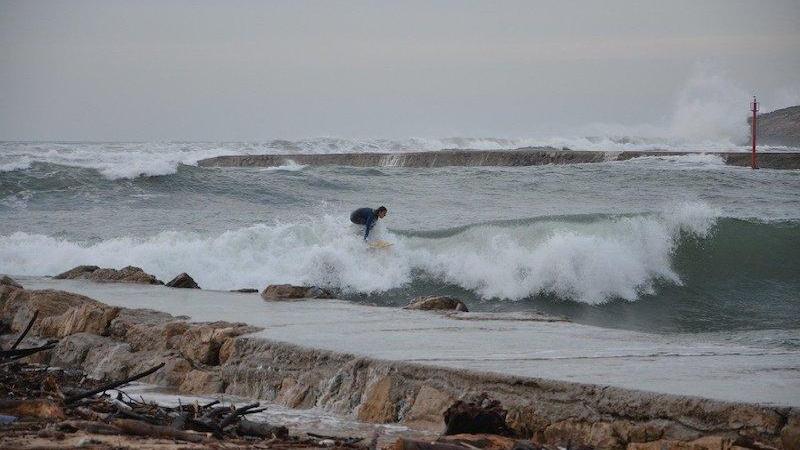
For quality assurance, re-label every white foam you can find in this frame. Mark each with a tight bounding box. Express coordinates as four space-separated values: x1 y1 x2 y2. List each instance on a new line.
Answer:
0 157 33 172
259 160 306 172
0 142 244 180
618 153 729 170
0 202 718 304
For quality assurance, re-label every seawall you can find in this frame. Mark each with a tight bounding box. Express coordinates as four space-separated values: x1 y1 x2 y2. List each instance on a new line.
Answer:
2 284 798 449
197 148 800 170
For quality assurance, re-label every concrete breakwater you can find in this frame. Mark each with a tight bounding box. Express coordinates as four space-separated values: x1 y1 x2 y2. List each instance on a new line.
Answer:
1 282 798 449
197 148 800 170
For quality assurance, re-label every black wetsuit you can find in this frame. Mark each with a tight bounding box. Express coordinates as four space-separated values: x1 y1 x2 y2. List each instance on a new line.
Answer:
350 208 378 240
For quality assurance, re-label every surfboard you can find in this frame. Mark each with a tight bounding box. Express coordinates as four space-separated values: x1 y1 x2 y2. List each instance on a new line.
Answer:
368 239 393 249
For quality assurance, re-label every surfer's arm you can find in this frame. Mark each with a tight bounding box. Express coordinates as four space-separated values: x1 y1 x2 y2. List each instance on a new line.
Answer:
364 216 374 240
364 223 372 240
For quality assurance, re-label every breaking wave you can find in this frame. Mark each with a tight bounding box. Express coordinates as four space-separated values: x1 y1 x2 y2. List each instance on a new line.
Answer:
0 202 726 304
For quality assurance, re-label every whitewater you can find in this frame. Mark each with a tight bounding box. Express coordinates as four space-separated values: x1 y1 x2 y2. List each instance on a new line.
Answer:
1 142 799 334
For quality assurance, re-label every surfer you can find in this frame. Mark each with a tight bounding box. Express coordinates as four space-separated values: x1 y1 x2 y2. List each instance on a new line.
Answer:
350 206 387 240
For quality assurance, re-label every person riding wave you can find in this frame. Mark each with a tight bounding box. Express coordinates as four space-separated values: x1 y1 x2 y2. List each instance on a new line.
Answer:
350 206 387 240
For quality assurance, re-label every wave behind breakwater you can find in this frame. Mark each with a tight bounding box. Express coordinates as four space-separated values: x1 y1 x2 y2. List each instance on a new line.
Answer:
3 139 799 180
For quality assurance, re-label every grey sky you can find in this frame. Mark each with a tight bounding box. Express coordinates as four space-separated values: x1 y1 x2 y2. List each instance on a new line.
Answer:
1 0 799 141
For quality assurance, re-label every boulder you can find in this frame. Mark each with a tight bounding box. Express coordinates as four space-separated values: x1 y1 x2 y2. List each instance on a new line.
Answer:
505 406 550 441
357 375 397 423
177 322 259 365
165 273 200 289
53 265 99 280
437 434 520 450
260 284 334 300
443 393 512 436
783 416 800 450
40 302 120 338
50 333 117 368
218 337 237 364
107 308 182 351
1 288 118 337
404 385 456 430
0 275 22 289
276 377 312 408
179 369 224 394
405 296 469 312
543 419 593 448
627 436 734 450
54 265 163 285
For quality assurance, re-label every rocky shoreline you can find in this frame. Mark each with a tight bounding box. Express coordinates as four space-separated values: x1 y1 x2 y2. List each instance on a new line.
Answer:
1 274 799 450
197 149 800 170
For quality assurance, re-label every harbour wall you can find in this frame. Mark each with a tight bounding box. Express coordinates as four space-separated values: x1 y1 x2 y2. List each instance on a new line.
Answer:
197 149 800 170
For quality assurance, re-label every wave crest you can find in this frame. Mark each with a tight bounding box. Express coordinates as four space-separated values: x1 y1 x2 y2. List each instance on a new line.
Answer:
0 203 719 304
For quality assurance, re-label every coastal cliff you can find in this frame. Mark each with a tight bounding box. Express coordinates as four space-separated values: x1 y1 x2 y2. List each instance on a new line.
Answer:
752 105 800 148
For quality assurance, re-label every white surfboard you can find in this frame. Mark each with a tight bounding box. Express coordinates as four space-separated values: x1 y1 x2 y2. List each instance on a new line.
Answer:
368 239 393 249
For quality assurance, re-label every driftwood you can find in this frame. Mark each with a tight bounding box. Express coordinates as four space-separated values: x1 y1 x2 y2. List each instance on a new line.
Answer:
113 418 208 443
391 438 470 450
218 402 261 429
238 418 289 439
0 348 374 448
9 310 38 351
58 419 122 435
0 311 55 364
0 399 64 419
65 362 165 404
0 341 57 361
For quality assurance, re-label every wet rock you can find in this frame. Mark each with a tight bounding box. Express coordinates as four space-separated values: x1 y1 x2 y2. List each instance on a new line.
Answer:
43 303 120 338
612 420 665 444
783 416 800 450
50 333 117 368
506 406 550 441
260 284 334 300
165 273 200 289
2 288 91 329
357 375 397 423
627 436 734 450
231 288 259 293
1 288 118 338
107 309 183 351
0 275 22 289
437 434 521 450
443 393 512 436
54 265 163 285
543 419 625 449
178 322 258 365
276 377 312 408
218 337 237 364
179 369 224 394
83 344 150 381
405 296 469 312
142 353 192 386
404 385 456 430
53 265 99 280
543 419 592 448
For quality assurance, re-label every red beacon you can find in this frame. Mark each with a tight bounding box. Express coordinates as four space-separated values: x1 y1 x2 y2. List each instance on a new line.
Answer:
751 96 759 169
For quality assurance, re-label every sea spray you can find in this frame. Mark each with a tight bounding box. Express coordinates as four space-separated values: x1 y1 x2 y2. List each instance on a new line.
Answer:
0 202 719 304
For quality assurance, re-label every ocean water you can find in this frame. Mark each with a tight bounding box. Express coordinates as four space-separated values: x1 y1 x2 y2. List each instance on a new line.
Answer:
1 141 799 336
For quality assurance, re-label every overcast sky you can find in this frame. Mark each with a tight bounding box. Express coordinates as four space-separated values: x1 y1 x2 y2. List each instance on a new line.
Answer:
1 0 799 141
